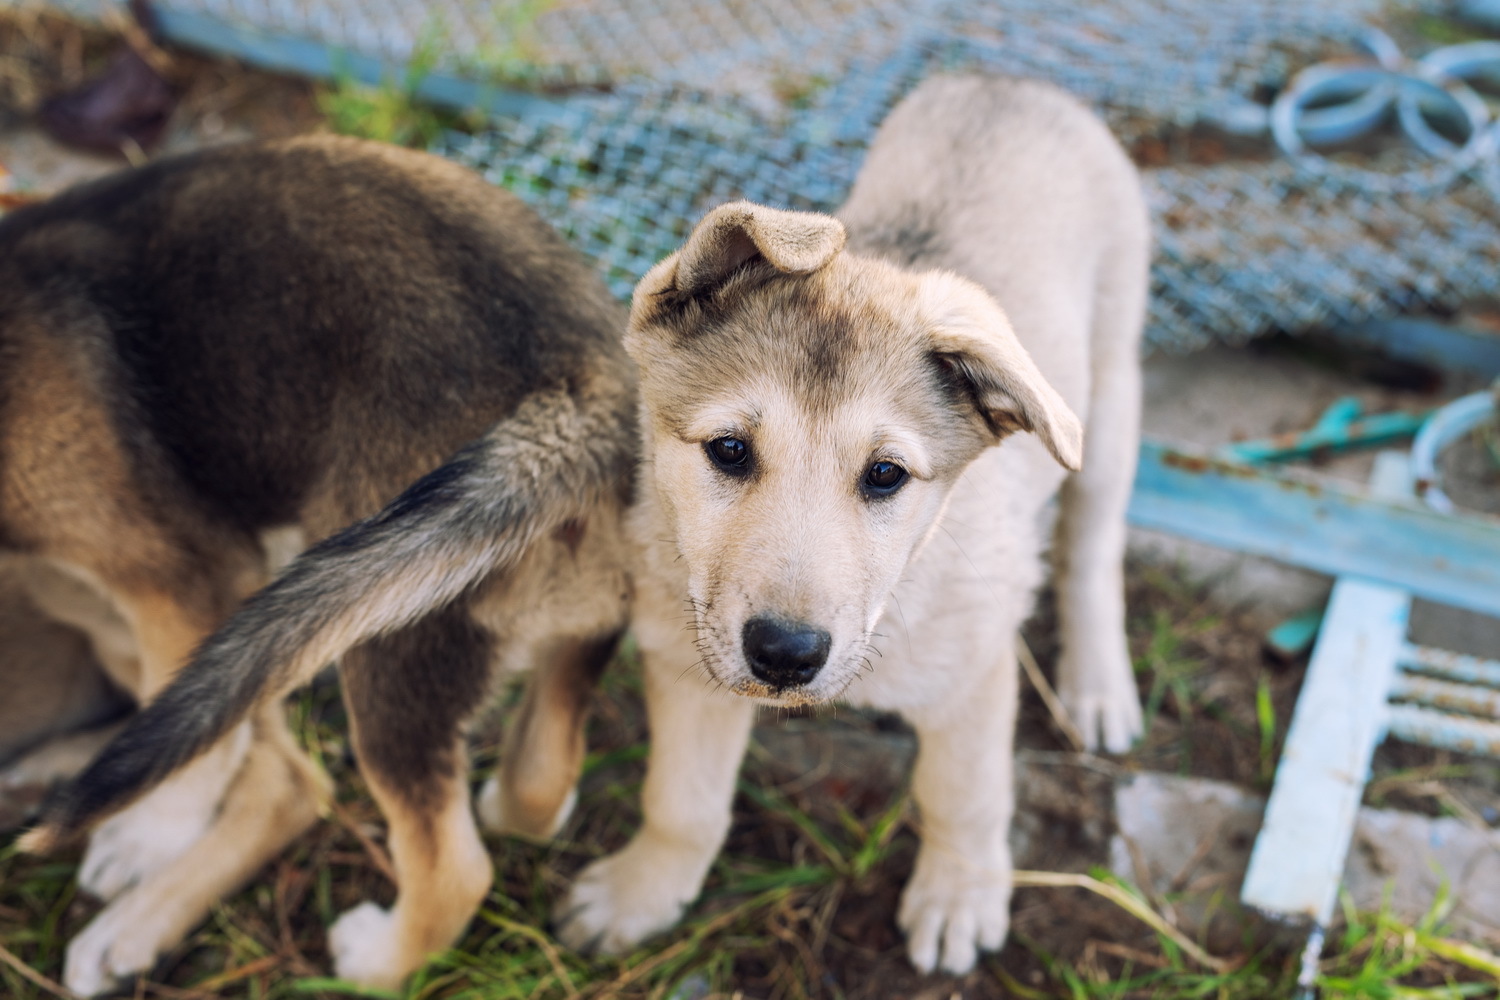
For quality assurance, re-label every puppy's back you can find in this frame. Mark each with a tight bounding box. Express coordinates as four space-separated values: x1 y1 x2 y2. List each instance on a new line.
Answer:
0 135 628 532
840 75 1146 295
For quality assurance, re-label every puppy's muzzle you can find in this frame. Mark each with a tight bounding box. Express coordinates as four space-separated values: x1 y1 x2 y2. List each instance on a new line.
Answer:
742 616 831 689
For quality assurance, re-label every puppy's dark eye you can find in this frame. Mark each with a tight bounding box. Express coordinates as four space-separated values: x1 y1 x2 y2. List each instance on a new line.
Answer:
706 436 752 474
863 460 908 496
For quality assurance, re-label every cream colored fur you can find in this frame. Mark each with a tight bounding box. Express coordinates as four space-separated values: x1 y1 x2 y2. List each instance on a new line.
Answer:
557 75 1148 975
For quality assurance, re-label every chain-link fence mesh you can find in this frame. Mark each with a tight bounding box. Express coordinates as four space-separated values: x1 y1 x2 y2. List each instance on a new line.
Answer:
19 0 1500 351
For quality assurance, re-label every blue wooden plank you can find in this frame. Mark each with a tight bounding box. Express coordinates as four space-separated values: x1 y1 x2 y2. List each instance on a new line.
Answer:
152 7 569 123
1129 440 1500 617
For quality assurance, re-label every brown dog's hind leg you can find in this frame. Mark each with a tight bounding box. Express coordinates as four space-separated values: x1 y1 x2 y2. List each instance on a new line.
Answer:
63 704 327 995
329 604 497 991
60 571 260 896
477 630 620 839
58 568 332 996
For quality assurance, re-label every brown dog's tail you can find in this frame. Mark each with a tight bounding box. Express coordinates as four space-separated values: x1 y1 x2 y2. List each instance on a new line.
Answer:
21 388 632 851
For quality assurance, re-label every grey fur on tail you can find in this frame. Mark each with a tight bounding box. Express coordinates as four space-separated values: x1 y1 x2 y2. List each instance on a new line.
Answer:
26 388 633 847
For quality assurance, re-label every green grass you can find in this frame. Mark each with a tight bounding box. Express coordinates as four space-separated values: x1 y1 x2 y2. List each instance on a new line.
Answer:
1255 672 1278 788
5 568 1500 998
316 23 481 148
455 0 554 89
7 709 1496 999
1408 13 1493 47
1010 886 1500 1000
1130 581 1223 776
316 0 558 148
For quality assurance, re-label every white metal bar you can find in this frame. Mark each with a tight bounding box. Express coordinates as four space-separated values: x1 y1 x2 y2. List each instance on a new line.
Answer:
1241 452 1413 926
1391 673 1500 719
1399 643 1500 689
1387 703 1500 757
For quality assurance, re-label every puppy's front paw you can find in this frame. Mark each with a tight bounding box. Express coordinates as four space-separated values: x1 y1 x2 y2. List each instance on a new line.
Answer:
554 836 709 955
328 902 409 992
1058 652 1143 754
898 848 1011 975
65 890 171 996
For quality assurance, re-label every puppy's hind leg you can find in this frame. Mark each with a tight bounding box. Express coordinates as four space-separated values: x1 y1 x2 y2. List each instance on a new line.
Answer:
64 705 327 996
477 630 621 840
74 580 257 902
329 604 497 992
1053 270 1146 753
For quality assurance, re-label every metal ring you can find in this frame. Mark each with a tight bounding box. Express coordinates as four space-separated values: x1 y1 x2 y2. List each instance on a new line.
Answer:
1213 30 1404 142
1394 72 1490 158
1296 29 1405 145
1273 66 1398 156
1419 40 1500 85
1296 72 1396 146
1396 45 1500 157
1410 391 1497 514
1272 65 1493 193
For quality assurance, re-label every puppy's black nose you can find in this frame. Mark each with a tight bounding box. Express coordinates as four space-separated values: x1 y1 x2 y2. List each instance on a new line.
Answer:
742 616 830 689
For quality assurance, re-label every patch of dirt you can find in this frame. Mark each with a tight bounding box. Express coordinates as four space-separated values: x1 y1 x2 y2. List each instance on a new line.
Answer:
6 555 1499 998
0 5 322 194
1127 125 1275 170
1021 566 1298 793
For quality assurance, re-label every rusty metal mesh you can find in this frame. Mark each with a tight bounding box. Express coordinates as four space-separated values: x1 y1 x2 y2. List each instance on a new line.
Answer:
23 0 1500 350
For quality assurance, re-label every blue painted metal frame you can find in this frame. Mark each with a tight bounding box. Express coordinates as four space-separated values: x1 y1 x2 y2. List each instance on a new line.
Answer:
1129 440 1500 617
1390 645 1500 757
1218 396 1431 465
1329 318 1500 376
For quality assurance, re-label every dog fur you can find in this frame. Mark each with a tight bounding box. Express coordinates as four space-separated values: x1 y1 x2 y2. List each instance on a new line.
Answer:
11 135 635 994
32 73 1147 991
552 74 1148 974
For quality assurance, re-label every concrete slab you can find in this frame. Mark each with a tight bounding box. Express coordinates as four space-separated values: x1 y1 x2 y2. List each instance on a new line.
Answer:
1112 771 1500 945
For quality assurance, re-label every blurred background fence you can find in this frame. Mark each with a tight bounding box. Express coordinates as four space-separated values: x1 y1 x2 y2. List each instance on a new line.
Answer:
20 0 1500 352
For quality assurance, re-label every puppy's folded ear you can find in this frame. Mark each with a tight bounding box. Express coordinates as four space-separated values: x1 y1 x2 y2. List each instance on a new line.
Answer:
921 271 1084 471
642 201 847 305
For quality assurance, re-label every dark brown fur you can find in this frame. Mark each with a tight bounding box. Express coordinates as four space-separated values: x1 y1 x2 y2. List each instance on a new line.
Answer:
9 135 635 994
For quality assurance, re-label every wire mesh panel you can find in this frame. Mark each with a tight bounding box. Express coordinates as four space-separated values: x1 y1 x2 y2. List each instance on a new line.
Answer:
127 0 1395 109
18 0 1500 350
425 0 1500 350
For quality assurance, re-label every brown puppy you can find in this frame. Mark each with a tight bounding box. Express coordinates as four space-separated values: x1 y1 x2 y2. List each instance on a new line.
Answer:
11 136 634 994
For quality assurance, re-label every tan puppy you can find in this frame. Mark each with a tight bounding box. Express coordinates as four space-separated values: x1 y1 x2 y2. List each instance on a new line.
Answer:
555 74 1148 974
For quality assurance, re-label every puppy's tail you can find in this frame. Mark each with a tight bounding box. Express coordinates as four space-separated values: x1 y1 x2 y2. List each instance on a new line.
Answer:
21 387 633 851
